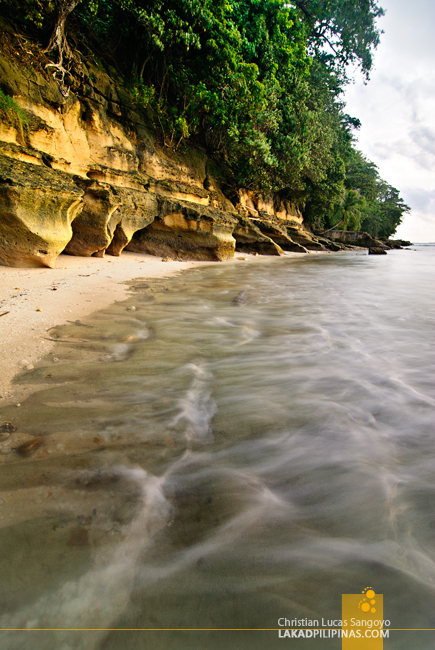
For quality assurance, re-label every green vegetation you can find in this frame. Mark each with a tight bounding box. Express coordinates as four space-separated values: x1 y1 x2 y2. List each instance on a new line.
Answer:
0 0 410 237
0 90 28 136
344 150 410 237
325 189 365 233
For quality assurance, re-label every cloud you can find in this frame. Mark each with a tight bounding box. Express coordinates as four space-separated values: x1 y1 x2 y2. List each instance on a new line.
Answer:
409 125 435 158
400 188 435 213
343 0 435 239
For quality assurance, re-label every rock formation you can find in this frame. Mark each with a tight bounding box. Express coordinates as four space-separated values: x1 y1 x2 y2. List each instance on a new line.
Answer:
0 28 354 268
322 229 387 249
0 153 83 267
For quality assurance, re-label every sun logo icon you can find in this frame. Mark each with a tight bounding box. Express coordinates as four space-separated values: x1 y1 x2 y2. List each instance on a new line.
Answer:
358 587 376 613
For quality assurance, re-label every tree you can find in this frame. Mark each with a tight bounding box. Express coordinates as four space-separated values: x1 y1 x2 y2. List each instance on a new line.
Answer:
360 182 410 238
4 0 407 236
292 0 385 78
324 189 364 232
342 150 410 238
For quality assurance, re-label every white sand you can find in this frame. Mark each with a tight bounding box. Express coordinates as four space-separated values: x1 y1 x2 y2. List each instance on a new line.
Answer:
0 252 215 405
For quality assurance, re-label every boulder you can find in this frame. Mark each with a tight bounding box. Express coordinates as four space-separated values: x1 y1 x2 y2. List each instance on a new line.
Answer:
368 247 387 255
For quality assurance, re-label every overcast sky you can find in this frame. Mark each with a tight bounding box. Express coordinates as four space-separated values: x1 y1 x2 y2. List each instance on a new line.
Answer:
343 0 435 242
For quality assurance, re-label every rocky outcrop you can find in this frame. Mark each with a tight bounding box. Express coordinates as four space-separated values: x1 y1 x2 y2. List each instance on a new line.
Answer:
324 230 386 249
284 224 326 251
0 28 349 267
368 247 387 255
314 236 344 252
106 186 158 256
379 238 412 249
253 220 308 253
126 198 237 261
0 154 83 267
64 179 122 257
232 217 284 256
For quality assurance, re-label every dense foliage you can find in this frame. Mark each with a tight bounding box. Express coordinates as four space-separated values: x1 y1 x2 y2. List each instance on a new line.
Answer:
0 0 410 237
345 151 410 237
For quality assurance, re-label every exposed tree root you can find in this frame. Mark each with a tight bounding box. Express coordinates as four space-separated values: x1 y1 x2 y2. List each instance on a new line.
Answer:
44 0 83 98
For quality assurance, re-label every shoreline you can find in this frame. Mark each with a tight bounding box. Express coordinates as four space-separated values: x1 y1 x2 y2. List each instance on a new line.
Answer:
0 245 426 394
0 252 213 407
1 250 315 406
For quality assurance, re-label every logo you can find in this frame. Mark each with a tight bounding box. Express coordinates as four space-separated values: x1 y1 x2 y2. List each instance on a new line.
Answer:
342 588 388 648
358 588 378 614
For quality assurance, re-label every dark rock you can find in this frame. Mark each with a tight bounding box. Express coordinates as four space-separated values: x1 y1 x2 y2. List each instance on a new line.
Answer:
233 217 284 256
0 422 17 434
233 290 248 305
380 238 413 249
15 437 43 456
368 247 387 255
255 220 309 253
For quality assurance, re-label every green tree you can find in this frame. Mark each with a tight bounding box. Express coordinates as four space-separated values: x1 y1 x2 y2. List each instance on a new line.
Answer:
342 150 410 237
2 0 408 238
360 182 410 238
325 188 364 231
292 0 385 78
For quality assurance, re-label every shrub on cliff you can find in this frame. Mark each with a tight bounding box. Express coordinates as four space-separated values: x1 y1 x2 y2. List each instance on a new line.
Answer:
0 90 28 136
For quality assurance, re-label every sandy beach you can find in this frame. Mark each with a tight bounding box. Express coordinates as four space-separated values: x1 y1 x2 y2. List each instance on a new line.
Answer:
0 252 215 406
0 249 324 407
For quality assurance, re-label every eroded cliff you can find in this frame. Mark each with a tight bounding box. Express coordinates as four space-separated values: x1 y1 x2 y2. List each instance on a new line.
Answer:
0 25 332 268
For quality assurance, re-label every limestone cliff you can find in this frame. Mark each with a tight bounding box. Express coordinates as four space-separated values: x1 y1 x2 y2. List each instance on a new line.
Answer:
0 24 330 268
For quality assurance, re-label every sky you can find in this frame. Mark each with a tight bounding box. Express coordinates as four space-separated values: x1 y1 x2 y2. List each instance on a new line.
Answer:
343 0 435 242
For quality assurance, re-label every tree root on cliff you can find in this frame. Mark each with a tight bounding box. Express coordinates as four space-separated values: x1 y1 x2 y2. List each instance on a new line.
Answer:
43 0 83 98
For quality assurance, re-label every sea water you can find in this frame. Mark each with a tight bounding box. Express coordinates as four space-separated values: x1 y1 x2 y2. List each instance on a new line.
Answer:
0 247 434 649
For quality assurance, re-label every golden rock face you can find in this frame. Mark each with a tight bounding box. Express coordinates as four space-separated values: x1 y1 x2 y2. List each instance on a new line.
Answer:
0 155 84 267
0 46 328 268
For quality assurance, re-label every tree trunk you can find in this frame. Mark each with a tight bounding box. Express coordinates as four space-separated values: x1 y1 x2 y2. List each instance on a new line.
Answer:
45 0 82 63
322 218 344 234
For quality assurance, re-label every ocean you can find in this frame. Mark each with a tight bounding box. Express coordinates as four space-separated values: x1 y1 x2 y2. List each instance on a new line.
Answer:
0 246 434 649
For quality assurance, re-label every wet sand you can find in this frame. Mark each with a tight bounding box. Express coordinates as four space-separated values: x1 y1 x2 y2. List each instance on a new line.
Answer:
0 252 211 405
0 249 320 406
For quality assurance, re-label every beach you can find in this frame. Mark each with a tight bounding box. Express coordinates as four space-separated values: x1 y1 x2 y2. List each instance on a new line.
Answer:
0 247 432 646
1 250 303 406
0 252 213 405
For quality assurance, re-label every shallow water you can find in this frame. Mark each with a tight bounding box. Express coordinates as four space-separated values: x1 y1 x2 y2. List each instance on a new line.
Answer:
0 248 434 649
